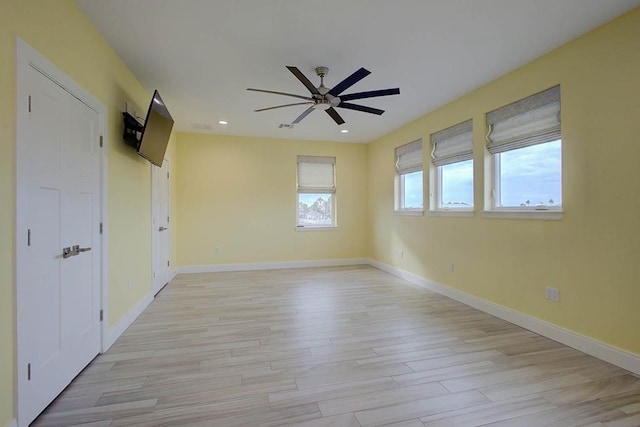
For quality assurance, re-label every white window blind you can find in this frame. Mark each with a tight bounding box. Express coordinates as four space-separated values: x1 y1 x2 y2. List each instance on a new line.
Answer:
486 85 561 154
297 156 335 193
395 139 423 174
431 119 473 167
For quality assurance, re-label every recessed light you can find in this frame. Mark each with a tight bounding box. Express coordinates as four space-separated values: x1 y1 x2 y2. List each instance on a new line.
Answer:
340 129 349 133
218 120 228 125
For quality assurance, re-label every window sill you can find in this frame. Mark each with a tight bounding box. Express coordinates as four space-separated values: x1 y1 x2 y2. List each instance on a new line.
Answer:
428 210 474 218
394 210 424 216
295 226 338 231
482 210 563 220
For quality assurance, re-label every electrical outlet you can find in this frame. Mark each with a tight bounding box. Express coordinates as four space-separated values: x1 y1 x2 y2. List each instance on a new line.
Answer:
127 280 133 290
545 286 560 302
449 263 454 273
215 246 222 255
400 250 404 258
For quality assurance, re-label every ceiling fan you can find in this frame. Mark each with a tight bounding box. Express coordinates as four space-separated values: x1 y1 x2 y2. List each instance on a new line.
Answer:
247 66 400 126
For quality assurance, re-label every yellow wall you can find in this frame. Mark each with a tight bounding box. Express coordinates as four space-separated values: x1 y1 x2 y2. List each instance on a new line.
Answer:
367 8 640 355
176 133 368 266
0 1 169 424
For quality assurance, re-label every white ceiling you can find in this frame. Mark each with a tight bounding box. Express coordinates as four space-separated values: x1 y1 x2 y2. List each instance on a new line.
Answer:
76 0 639 143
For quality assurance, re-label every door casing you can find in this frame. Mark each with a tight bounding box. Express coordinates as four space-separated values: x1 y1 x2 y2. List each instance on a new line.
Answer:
15 37 108 427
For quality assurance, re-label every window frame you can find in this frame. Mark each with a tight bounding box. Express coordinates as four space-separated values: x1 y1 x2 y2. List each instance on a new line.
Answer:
483 86 563 220
396 169 424 214
296 156 337 230
489 140 563 213
432 160 474 213
394 139 424 215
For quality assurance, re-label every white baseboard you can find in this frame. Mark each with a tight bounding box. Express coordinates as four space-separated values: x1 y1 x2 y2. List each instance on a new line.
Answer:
103 292 154 351
367 258 640 376
177 258 368 274
7 419 17 427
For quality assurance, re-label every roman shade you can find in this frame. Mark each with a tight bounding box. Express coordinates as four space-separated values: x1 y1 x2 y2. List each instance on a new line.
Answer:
395 139 423 174
431 119 473 167
297 156 335 193
486 85 561 154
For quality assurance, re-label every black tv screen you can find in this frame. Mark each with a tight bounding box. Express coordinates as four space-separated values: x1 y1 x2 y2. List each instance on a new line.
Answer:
137 90 174 167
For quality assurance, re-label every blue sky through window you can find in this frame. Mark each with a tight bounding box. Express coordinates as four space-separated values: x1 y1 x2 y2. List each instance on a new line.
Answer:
499 140 562 207
441 159 473 207
402 171 423 209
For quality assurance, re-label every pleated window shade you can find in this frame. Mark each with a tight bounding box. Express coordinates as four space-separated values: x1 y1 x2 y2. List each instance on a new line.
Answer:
431 119 473 167
297 156 336 193
395 139 423 174
486 85 561 154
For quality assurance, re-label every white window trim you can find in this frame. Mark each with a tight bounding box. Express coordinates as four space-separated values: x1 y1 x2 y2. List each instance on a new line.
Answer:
394 171 424 214
430 163 474 214
486 152 563 219
295 225 339 231
297 156 337 229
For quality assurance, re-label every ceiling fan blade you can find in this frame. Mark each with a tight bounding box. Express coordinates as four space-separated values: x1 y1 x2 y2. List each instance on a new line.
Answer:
292 106 315 124
339 88 400 102
254 102 314 112
325 107 345 125
247 88 313 101
337 102 385 115
286 66 321 95
328 67 371 96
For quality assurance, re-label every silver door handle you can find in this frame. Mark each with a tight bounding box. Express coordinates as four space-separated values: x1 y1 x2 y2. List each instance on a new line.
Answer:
62 247 73 259
159 227 168 232
72 244 91 254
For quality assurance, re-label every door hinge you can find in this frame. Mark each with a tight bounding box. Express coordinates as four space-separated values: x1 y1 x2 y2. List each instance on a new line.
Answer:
167 172 169 179
27 229 31 246
27 363 31 381
28 95 32 113
100 309 103 322
167 260 170 267
99 135 103 148
153 272 156 279
167 216 170 223
100 222 103 234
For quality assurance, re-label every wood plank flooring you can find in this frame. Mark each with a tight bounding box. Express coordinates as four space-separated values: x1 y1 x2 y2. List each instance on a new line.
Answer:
32 265 640 426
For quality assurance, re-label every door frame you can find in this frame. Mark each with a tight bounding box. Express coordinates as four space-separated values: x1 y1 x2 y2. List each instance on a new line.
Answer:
15 37 108 426
151 157 171 295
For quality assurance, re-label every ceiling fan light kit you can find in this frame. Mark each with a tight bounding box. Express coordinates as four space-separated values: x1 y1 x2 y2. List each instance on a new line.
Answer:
247 65 400 126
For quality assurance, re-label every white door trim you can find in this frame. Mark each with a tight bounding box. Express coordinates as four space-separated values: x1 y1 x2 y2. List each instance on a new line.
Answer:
15 37 108 427
151 157 171 295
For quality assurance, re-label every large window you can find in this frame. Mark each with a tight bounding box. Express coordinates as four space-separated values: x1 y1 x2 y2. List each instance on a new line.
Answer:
431 119 474 210
297 156 336 228
395 140 423 212
487 85 562 211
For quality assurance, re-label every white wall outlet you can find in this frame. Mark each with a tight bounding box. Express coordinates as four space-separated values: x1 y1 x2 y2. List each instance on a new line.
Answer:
127 280 133 290
400 250 404 258
215 246 222 255
545 286 560 302
449 263 454 273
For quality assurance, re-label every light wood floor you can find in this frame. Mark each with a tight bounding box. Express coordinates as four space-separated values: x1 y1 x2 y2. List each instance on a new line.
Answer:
33 265 640 426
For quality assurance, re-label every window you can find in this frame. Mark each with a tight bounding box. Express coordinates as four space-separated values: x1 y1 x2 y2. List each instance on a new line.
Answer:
431 119 474 211
395 140 423 212
297 156 336 228
487 85 562 212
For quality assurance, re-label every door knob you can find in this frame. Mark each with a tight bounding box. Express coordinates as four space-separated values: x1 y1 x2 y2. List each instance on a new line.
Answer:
72 244 91 254
159 226 168 232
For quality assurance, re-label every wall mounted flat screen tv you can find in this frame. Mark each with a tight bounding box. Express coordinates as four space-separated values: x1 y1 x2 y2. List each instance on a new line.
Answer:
123 90 174 167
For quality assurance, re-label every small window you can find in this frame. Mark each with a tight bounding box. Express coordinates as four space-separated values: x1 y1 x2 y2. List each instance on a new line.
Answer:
395 140 423 212
297 156 336 228
431 120 474 210
487 85 562 211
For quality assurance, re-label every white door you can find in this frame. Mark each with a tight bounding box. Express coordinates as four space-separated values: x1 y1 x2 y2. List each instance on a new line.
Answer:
152 158 171 294
17 64 101 426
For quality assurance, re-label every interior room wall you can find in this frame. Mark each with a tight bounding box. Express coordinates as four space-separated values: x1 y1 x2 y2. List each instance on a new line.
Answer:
176 133 369 267
367 8 640 356
0 1 162 424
